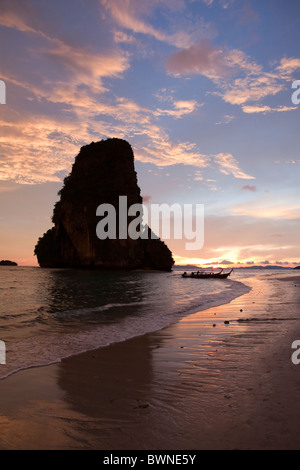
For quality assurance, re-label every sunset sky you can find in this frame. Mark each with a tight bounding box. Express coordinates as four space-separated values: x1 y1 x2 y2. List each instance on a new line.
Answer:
0 0 300 267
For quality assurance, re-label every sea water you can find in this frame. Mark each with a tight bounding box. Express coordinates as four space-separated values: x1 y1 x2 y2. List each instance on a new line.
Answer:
0 266 285 379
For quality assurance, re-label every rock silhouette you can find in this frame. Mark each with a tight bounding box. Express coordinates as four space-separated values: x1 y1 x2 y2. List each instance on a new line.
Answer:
34 138 174 271
0 260 17 266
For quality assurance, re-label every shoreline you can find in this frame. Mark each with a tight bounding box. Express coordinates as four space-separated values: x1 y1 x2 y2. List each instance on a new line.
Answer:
0 275 250 382
0 274 300 449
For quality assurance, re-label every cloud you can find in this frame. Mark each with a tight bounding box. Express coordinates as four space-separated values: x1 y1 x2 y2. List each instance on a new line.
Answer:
113 30 139 46
165 39 293 109
276 159 300 165
193 170 204 181
200 0 214 6
154 100 201 119
216 114 235 125
214 153 255 179
219 74 284 106
242 105 297 114
198 213 300 263
101 0 201 48
169 209 300 266
166 36 300 110
220 0 235 8
45 43 130 93
0 82 253 184
136 134 210 167
0 0 259 185
242 185 257 192
198 0 236 8
0 114 94 184
166 40 262 80
230 196 300 220
0 2 49 38
0 3 130 108
136 133 254 180
276 57 300 80
0 80 238 183
166 39 228 79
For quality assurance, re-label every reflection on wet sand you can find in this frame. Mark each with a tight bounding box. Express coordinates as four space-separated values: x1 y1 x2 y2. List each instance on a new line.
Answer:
0 275 300 449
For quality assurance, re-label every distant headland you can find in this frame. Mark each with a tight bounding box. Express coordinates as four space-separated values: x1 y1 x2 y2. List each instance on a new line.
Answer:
34 138 174 271
0 260 17 266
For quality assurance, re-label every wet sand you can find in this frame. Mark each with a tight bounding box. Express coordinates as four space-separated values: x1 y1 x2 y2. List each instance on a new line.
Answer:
0 273 300 450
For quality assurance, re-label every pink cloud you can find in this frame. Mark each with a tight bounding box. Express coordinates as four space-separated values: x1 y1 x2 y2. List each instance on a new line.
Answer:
166 36 300 110
166 39 227 80
242 185 257 192
101 0 195 48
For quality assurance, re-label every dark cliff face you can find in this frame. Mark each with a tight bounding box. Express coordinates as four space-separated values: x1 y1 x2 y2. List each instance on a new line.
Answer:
34 138 174 271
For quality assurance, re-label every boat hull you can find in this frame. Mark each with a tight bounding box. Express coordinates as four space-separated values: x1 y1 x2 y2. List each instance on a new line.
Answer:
182 269 233 279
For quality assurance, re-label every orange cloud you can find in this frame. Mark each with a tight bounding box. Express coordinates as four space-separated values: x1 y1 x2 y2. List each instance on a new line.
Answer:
242 104 297 114
220 75 284 106
101 0 195 48
0 1 257 185
0 113 99 183
276 57 300 80
45 43 129 93
101 0 216 49
214 153 255 180
166 37 300 109
154 100 201 119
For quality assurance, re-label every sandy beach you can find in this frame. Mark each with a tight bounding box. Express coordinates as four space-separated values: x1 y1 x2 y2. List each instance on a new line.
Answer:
0 273 300 450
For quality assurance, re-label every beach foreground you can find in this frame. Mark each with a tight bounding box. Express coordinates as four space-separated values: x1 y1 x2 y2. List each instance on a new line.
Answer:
0 273 300 450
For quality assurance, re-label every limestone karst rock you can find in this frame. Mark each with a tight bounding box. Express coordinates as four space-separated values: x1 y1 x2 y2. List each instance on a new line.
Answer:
34 138 174 271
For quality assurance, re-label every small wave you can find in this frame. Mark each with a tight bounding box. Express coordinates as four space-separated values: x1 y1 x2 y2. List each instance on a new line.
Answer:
0 279 250 380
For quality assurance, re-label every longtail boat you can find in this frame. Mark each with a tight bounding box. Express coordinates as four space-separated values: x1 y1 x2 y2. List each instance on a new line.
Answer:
182 268 233 279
